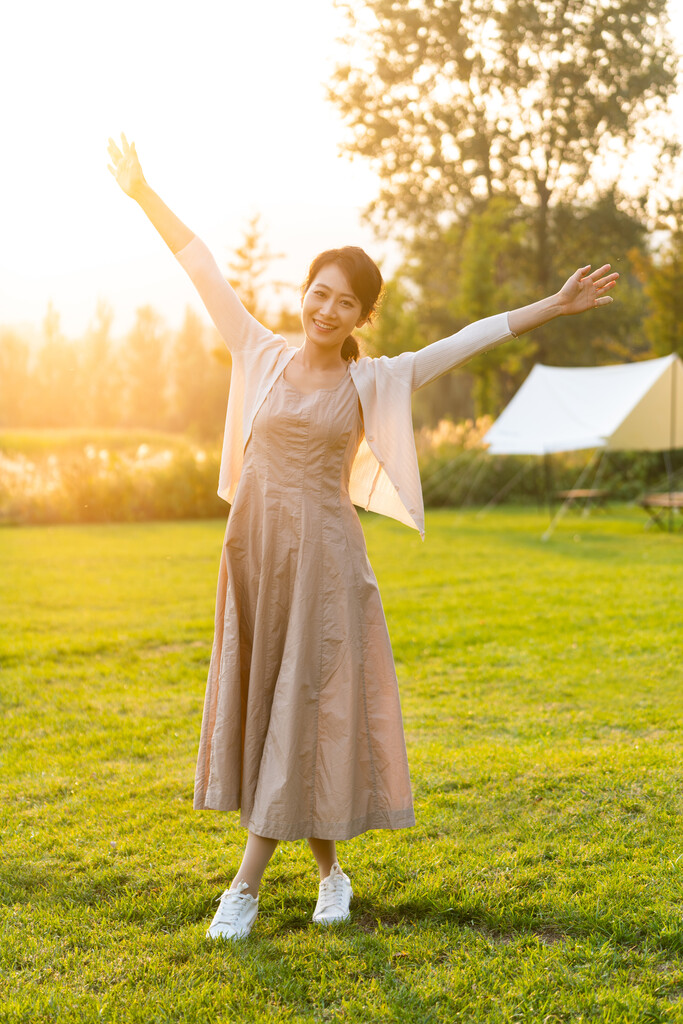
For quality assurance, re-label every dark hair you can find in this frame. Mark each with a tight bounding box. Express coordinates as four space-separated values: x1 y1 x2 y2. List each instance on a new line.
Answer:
302 246 383 361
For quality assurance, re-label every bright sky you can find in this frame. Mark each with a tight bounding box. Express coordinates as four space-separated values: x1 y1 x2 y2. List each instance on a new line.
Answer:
0 0 381 340
1 0 682 342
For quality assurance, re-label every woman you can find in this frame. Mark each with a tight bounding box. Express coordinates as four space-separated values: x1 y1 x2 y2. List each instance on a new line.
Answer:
107 133 618 941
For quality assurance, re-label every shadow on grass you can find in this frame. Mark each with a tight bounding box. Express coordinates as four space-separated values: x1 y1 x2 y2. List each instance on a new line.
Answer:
349 894 683 955
5 861 682 956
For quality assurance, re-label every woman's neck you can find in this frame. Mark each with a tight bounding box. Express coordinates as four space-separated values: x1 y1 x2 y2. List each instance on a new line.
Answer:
297 339 347 372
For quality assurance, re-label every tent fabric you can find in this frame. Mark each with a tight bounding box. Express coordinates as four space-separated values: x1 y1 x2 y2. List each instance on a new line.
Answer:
483 354 683 455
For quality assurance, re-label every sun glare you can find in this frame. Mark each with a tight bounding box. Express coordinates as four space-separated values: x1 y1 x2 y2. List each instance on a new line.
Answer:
0 0 681 342
0 0 378 340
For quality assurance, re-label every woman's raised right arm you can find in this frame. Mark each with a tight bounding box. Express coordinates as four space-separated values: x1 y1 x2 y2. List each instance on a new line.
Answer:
107 134 279 354
107 133 193 253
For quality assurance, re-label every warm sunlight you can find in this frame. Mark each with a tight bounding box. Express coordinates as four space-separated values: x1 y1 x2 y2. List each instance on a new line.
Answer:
0 0 380 338
0 0 681 340
4 6 683 1010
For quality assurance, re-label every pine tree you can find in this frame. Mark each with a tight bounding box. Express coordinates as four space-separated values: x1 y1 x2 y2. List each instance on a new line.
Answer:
123 306 167 428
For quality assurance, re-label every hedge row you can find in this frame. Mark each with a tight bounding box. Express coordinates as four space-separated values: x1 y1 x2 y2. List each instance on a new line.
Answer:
1 436 680 525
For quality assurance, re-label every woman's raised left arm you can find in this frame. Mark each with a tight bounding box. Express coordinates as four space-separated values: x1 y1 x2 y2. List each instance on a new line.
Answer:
409 264 618 392
507 264 618 337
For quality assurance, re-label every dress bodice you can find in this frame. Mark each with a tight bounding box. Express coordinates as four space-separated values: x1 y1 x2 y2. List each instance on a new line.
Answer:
238 370 364 509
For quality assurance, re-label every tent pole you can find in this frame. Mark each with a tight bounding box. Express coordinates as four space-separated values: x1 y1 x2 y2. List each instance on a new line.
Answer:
663 450 674 533
535 458 544 512
583 449 607 517
476 457 534 517
541 450 600 542
544 454 554 520
668 356 677 533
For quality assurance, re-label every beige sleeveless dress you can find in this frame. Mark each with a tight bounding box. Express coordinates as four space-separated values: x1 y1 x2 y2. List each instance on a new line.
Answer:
194 366 415 840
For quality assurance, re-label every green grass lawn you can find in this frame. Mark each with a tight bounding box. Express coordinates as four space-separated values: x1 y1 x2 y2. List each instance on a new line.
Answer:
1 508 682 1023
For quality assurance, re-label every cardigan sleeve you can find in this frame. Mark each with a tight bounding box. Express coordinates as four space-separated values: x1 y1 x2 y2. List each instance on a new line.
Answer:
174 235 277 355
410 312 514 392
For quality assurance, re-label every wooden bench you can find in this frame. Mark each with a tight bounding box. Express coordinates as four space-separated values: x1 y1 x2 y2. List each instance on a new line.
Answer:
556 489 609 508
639 491 683 530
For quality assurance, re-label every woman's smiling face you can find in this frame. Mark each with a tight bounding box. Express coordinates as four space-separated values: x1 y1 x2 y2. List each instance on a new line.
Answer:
301 262 366 351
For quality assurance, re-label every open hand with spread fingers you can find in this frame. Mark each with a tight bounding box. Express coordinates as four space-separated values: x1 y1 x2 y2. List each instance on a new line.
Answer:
107 133 146 199
106 133 194 253
557 264 619 316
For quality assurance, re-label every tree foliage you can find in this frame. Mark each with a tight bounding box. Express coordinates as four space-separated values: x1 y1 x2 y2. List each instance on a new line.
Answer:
633 202 683 357
0 304 230 437
33 304 81 427
123 306 168 428
81 301 122 428
449 196 533 411
0 219 294 434
329 0 679 415
169 307 230 435
0 330 31 426
382 190 653 418
226 213 284 321
331 0 678 289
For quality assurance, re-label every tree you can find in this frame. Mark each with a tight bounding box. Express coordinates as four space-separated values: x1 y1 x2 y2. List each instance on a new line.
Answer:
633 202 683 357
360 275 475 425
543 190 651 365
368 191 651 417
169 306 207 433
273 306 305 336
331 0 678 293
123 306 167 428
448 196 533 412
358 279 417 359
81 301 122 427
169 307 231 437
226 214 284 322
33 302 81 426
201 328 233 439
0 329 31 426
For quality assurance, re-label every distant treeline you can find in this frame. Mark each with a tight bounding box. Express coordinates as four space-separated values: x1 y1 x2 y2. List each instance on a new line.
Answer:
1 200 682 436
0 304 231 438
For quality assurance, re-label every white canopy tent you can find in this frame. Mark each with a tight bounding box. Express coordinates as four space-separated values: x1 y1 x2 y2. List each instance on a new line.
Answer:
480 354 683 535
483 353 683 455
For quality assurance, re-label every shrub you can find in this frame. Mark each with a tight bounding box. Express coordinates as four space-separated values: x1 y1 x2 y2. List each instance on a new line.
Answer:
1 425 681 524
0 434 225 525
418 419 682 508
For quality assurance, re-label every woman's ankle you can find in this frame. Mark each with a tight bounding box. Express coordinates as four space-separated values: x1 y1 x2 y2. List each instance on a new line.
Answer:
307 837 338 880
230 876 259 897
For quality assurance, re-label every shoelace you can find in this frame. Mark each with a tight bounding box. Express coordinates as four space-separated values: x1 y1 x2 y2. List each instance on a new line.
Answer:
213 883 253 926
317 872 348 913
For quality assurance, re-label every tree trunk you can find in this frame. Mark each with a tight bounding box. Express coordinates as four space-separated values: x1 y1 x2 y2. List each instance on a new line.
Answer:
536 176 551 295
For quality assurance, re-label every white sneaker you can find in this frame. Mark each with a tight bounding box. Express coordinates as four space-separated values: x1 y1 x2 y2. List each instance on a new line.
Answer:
206 881 259 940
312 863 353 924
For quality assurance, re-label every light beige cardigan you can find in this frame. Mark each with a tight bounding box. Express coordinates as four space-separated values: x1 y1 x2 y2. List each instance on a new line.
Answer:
175 235 514 538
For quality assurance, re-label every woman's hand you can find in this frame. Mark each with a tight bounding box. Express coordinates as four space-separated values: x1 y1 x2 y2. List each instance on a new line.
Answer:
107 133 146 199
507 263 619 337
106 133 194 254
557 264 619 316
